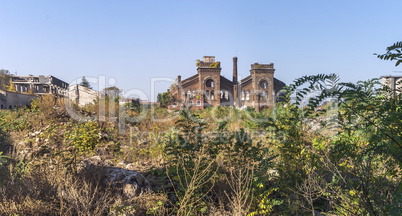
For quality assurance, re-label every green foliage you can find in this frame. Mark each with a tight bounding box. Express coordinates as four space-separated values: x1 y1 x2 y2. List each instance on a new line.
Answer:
103 86 121 102
65 121 102 152
80 76 92 89
164 110 209 168
243 108 271 129
0 151 10 186
157 91 173 108
163 111 215 213
165 109 278 214
0 109 32 132
376 41 402 66
269 73 401 215
125 126 166 163
165 109 273 170
248 187 282 216
0 151 9 166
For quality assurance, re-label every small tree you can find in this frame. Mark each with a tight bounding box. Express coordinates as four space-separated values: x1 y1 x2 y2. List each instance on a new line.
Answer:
157 91 172 108
0 69 10 90
103 86 121 102
80 76 91 89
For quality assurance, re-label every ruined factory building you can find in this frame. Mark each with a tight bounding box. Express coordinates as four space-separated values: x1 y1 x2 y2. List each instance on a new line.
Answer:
170 56 286 112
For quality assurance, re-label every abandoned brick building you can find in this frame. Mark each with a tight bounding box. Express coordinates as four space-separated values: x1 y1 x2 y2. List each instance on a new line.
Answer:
170 56 286 111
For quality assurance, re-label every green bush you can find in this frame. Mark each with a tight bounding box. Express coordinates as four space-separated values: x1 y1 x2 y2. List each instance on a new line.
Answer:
65 121 102 152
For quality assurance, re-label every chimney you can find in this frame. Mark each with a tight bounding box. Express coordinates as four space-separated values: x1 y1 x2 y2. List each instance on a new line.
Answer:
178 75 181 84
233 57 238 83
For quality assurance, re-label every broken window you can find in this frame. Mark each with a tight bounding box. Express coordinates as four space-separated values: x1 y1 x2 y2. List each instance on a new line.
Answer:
260 80 268 89
206 79 214 87
187 90 191 99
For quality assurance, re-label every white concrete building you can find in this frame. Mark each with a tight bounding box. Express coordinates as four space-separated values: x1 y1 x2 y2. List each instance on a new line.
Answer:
11 75 69 97
381 75 402 95
68 84 100 106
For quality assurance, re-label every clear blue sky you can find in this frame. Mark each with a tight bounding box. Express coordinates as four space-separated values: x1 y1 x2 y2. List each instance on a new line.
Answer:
1 0 401 101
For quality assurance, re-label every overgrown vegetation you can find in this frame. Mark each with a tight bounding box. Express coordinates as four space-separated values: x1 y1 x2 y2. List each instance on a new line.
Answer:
158 91 173 108
0 46 401 215
0 69 11 91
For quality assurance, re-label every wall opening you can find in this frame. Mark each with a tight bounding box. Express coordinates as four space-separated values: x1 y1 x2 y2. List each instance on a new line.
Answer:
206 79 214 87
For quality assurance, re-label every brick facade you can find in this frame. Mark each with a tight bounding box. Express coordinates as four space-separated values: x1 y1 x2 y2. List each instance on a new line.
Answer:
170 56 285 111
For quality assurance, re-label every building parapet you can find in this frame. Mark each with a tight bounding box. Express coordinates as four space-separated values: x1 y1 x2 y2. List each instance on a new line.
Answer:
251 63 274 69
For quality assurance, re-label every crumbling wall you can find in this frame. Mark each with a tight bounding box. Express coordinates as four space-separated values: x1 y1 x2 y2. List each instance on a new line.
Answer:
0 90 37 109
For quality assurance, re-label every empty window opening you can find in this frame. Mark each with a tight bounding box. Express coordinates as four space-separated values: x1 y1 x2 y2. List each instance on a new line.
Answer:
206 79 214 87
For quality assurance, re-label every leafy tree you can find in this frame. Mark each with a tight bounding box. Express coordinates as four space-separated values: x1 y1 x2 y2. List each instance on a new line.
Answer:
103 86 121 102
80 76 92 89
157 91 172 108
375 41 402 66
271 73 401 215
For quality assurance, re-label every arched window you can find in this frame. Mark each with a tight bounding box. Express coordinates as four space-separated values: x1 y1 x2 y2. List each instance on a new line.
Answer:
206 79 214 87
192 89 196 97
211 90 215 100
196 100 201 106
265 91 269 100
220 91 223 99
189 100 194 106
246 90 250 101
260 80 268 89
241 91 245 100
225 91 229 100
206 90 209 99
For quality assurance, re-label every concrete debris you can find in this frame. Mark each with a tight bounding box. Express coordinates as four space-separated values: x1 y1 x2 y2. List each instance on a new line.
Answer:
79 156 151 198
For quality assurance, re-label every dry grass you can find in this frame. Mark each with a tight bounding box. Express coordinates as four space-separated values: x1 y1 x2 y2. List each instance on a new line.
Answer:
223 165 254 216
168 148 218 216
0 157 110 215
0 156 168 215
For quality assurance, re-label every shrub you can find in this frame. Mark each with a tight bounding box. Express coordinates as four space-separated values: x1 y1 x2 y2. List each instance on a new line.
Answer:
65 121 102 152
